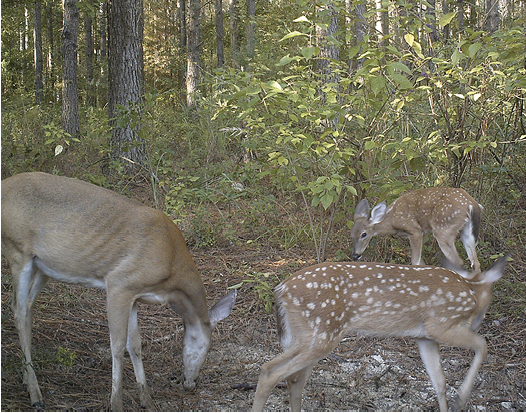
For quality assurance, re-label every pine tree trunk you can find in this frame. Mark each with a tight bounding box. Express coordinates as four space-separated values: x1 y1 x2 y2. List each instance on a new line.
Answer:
62 0 79 139
316 2 339 82
46 2 56 101
246 0 255 61
186 0 200 107
484 0 499 32
442 0 450 41
85 13 94 106
33 0 43 105
216 0 224 68
108 0 145 170
229 0 239 67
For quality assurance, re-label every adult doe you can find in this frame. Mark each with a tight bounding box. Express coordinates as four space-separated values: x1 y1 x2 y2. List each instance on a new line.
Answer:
252 256 508 411
351 187 482 270
1 172 237 411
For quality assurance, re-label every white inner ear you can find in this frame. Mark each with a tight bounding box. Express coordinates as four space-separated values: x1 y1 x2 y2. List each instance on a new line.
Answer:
370 202 387 224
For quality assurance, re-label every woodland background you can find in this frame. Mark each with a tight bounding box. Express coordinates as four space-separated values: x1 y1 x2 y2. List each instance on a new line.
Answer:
1 0 526 410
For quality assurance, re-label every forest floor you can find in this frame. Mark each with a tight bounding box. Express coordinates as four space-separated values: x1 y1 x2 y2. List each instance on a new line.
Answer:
1 243 525 412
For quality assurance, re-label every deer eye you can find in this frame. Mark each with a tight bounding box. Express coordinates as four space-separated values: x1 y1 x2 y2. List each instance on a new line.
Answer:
361 232 367 239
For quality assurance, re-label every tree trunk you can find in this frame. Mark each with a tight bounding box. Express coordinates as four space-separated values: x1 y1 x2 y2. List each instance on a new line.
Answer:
186 0 200 107
33 0 43 105
85 12 94 105
100 1 107 61
62 0 79 139
458 0 464 32
316 2 339 81
484 0 499 32
442 0 450 41
229 0 239 67
216 0 224 68
347 0 365 71
375 0 388 47
426 0 439 42
246 0 255 61
46 2 57 101
108 0 145 169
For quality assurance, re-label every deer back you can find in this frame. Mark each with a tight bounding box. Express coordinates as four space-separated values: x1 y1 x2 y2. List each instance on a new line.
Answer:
275 260 501 345
1 172 209 317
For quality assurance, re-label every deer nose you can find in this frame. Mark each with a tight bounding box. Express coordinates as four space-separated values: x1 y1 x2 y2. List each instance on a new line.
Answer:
183 376 197 391
352 253 362 260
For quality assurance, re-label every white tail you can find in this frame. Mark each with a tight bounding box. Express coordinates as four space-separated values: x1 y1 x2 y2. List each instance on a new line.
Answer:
351 187 482 271
252 255 508 412
1 172 237 411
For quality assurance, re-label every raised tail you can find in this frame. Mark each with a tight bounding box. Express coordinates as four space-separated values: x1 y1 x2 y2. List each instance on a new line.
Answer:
470 203 482 242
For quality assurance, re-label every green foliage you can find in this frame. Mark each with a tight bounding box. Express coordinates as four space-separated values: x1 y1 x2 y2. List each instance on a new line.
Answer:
232 272 283 314
55 347 77 369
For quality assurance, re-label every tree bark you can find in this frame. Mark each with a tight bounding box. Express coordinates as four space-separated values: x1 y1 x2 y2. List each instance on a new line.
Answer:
85 12 94 105
108 0 145 169
62 0 79 139
246 0 255 61
46 2 57 101
375 0 388 48
316 2 339 81
442 0 450 41
484 0 499 32
186 0 200 107
229 0 239 67
216 0 224 68
33 0 43 105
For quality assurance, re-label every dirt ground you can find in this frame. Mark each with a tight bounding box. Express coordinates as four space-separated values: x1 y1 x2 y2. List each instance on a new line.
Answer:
2 245 525 412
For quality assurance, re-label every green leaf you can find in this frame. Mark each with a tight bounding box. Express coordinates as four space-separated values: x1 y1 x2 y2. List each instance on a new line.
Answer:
404 33 415 46
451 49 461 65
280 31 308 41
387 61 412 75
301 46 320 59
370 75 385 96
321 193 334 210
439 12 457 27
348 45 361 59
468 42 482 58
293 16 311 23
391 73 413 89
278 54 295 66
266 81 283 91
364 140 377 150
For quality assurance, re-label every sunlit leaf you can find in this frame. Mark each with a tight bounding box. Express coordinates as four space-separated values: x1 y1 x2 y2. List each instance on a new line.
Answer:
280 31 308 41
439 12 457 27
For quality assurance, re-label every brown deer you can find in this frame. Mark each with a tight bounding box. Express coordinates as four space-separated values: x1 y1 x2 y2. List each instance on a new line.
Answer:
351 187 482 271
252 256 508 412
1 172 237 411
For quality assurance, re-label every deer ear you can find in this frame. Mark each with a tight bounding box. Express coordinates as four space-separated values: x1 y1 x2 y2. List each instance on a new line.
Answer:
370 202 387 224
209 289 237 328
354 199 370 219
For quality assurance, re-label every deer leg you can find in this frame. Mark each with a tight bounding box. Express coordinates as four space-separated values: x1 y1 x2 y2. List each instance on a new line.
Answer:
252 346 326 412
408 233 424 265
107 290 134 412
286 363 315 412
127 302 155 410
459 225 480 272
434 232 463 268
447 329 487 410
416 339 448 412
429 325 488 411
12 258 48 408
